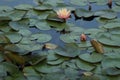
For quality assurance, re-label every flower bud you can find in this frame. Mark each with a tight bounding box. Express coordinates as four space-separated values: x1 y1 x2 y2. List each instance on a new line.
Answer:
80 33 87 41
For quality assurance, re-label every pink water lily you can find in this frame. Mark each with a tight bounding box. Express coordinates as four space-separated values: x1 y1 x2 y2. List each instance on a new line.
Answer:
80 33 87 41
56 8 71 20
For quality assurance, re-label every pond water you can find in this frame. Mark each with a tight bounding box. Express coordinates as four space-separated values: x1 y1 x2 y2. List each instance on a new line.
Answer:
0 0 120 80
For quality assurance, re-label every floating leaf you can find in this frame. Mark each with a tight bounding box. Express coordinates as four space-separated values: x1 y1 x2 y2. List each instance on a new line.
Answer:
34 4 52 10
94 10 117 19
8 10 26 21
101 22 120 29
76 59 95 71
26 10 50 19
30 33 52 43
101 54 120 69
70 0 87 6
79 52 103 63
5 32 22 43
35 64 61 73
60 33 79 43
47 58 64 65
47 50 59 61
96 32 120 46
0 6 13 11
55 43 80 57
103 67 120 76
15 4 33 10
0 62 19 75
35 20 51 30
65 68 79 79
16 43 43 52
75 8 94 18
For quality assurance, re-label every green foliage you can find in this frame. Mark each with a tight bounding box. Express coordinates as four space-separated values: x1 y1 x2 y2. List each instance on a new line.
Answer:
0 0 120 80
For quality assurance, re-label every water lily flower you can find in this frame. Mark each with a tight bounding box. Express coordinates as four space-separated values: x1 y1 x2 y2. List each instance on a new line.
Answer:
56 8 71 20
80 33 87 41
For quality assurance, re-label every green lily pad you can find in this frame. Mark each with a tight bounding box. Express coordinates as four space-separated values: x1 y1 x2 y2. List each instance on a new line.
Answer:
0 6 13 11
112 6 120 12
101 53 120 69
75 8 94 18
41 72 66 80
60 33 79 43
26 10 50 19
79 52 103 63
78 41 92 48
47 50 59 61
23 66 40 76
47 58 64 65
5 32 22 43
9 21 28 31
76 59 95 71
35 20 51 30
16 43 43 52
4 44 28 55
30 33 52 43
65 68 79 79
70 0 87 6
18 29 32 36
43 0 64 6
96 32 120 46
15 4 33 10
103 67 120 76
94 10 117 19
34 4 52 10
101 22 120 29
8 10 26 21
55 43 80 57
35 64 61 73
0 62 19 75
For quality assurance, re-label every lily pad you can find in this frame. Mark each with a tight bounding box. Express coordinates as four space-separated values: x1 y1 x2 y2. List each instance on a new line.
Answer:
30 33 52 43
55 43 80 57
101 53 120 69
5 32 22 43
70 0 87 6
76 59 95 71
34 4 52 10
8 10 26 21
15 4 33 10
96 32 120 46
35 64 61 73
75 8 94 18
35 20 51 30
79 52 103 63
60 33 79 43
94 10 117 19
0 6 13 11
16 43 43 52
